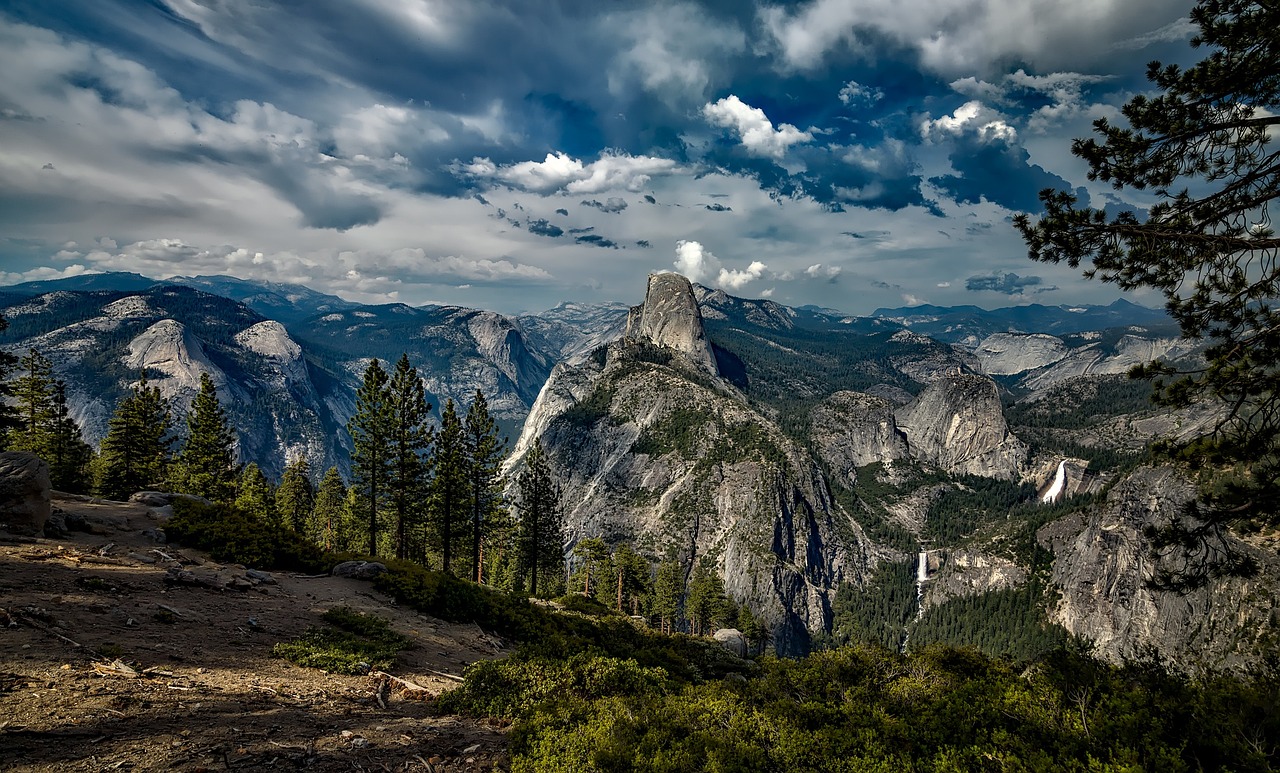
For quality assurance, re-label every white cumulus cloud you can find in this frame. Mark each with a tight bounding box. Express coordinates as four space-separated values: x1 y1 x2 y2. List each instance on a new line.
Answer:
672 240 767 291
920 101 1016 144
702 95 813 161
463 151 679 194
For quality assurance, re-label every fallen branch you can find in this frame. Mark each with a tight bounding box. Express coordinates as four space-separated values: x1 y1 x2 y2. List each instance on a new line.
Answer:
92 660 139 679
418 667 464 683
369 670 435 699
14 612 91 654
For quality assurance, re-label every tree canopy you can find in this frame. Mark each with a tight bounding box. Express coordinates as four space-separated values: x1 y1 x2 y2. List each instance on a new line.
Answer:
1014 0 1280 579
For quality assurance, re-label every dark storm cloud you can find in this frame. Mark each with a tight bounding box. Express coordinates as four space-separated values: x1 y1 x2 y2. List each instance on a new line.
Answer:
581 197 628 213
931 135 1089 213
965 272 1055 295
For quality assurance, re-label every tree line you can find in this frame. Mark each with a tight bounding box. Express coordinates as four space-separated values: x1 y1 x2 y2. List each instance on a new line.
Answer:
0 326 768 639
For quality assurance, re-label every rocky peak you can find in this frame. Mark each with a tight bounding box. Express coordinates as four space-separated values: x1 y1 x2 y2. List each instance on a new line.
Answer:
123 319 229 405
624 272 718 375
895 373 1027 479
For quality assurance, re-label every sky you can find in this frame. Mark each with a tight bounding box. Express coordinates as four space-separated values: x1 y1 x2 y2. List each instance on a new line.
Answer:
0 0 1201 314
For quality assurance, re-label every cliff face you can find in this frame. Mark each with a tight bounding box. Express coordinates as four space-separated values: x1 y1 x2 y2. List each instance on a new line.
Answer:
1039 465 1280 669
624 273 718 375
3 287 338 480
895 374 1028 479
511 341 883 654
808 391 909 484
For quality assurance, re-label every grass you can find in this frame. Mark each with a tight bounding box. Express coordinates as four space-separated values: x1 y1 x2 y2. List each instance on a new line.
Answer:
271 607 411 675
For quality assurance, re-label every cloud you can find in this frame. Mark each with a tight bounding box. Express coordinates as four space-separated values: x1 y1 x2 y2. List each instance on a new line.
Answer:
920 101 1016 144
671 239 767 291
702 95 813 161
805 263 842 282
965 271 1055 295
949 70 1112 133
0 263 101 285
581 197 628 213
461 151 679 194
760 0 1188 76
838 81 883 106
526 218 564 238
705 203 731 212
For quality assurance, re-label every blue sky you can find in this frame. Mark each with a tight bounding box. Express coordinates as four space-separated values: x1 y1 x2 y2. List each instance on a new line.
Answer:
0 0 1198 314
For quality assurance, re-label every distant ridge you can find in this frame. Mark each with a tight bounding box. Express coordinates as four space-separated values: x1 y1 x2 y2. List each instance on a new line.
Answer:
870 298 1175 343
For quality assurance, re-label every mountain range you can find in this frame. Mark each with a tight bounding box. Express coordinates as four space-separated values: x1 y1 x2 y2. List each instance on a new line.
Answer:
3 270 1276 665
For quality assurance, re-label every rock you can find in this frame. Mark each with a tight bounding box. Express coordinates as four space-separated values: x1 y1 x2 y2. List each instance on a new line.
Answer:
895 374 1028 479
245 569 277 585
331 561 388 580
44 508 70 539
624 272 718 375
974 332 1068 375
712 628 748 658
141 528 166 543
809 391 909 481
130 491 172 508
147 505 174 521
1041 465 1280 669
0 452 52 537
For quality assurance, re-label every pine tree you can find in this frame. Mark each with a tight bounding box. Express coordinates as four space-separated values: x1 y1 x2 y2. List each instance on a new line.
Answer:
571 537 611 597
310 466 347 551
348 359 392 557
515 440 563 597
46 382 93 493
388 354 433 562
1014 0 1280 568
652 556 684 634
613 543 651 614
0 314 20 446
685 557 731 636
10 348 55 458
277 456 316 534
173 372 238 502
465 389 507 583
431 399 469 575
235 462 276 523
96 373 173 500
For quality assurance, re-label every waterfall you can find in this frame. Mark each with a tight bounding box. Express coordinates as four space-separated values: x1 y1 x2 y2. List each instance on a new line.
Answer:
916 550 928 583
1042 459 1067 504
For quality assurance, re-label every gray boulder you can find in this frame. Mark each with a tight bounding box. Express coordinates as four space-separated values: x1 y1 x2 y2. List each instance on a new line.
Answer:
332 560 388 580
0 452 52 536
712 628 748 658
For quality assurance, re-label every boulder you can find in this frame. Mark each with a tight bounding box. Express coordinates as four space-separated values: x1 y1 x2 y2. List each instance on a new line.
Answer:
332 560 388 580
712 628 747 658
0 452 52 536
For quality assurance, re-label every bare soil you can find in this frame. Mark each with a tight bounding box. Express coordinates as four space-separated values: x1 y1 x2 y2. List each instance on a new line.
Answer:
0 494 512 772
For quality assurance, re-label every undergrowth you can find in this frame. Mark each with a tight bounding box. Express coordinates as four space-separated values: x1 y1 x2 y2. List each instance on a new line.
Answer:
271 607 410 675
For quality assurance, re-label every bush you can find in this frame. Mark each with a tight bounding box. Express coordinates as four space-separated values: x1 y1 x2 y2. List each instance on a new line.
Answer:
272 607 410 674
165 497 327 572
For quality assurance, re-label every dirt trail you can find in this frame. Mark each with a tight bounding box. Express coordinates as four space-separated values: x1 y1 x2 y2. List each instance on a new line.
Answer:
0 494 511 772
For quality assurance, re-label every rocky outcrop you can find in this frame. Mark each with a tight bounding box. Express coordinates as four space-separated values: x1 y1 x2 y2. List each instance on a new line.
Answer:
0 452 52 536
234 321 307 387
975 333 1068 375
625 273 718 375
1040 465 1280 669
923 549 1027 610
895 374 1027 479
809 391 909 484
124 319 230 402
509 337 884 655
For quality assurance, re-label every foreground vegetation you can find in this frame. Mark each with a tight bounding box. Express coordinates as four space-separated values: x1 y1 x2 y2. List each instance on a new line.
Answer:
166 496 1280 772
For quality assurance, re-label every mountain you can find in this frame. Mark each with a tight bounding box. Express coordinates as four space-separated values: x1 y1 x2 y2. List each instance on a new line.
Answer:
516 301 630 364
0 272 359 324
871 298 1176 345
287 303 553 440
164 275 359 323
0 286 340 480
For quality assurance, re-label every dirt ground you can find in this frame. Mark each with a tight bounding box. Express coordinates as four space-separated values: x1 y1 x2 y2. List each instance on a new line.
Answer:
0 494 512 772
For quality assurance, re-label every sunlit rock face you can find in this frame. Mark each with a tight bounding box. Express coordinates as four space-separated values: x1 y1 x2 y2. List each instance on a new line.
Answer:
895 374 1028 480
624 272 718 376
1039 465 1280 670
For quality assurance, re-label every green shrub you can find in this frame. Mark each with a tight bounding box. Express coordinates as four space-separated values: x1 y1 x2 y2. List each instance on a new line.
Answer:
554 593 619 617
165 497 327 572
271 607 410 674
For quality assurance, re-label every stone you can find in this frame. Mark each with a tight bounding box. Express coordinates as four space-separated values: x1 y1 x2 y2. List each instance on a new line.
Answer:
245 569 277 585
895 374 1028 479
0 452 52 537
712 628 747 658
624 272 718 375
331 561 388 580
130 491 172 508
